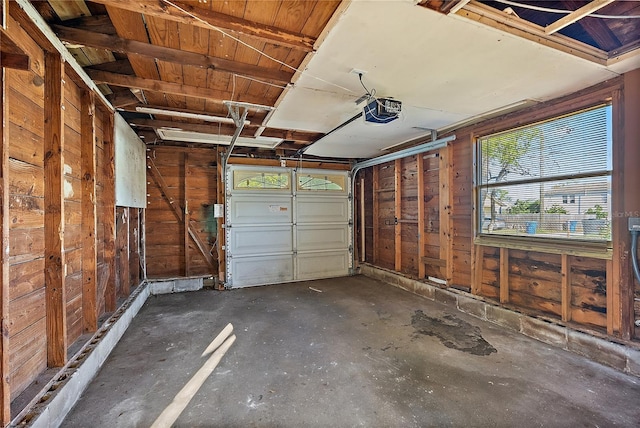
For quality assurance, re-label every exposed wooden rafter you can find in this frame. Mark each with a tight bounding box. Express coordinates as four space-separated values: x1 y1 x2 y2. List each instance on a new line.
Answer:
53 25 294 84
85 69 268 105
545 0 615 35
89 0 316 51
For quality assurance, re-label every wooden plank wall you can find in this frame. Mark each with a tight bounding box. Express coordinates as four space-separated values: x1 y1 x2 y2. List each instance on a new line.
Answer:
360 78 633 336
1 9 144 418
145 147 218 278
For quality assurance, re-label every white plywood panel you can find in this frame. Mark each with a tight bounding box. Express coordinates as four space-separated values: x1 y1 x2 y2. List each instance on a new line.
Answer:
114 113 146 208
296 196 349 224
229 225 292 256
296 251 350 281
227 195 292 225
297 225 349 252
230 254 294 287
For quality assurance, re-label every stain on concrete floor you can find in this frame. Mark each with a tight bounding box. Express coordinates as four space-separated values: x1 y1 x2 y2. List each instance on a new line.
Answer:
411 309 497 356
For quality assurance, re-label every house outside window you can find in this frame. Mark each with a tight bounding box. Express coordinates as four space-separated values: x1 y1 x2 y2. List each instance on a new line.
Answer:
476 104 612 242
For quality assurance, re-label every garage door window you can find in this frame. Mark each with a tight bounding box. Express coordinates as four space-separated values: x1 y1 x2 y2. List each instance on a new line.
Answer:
476 104 612 242
233 170 290 190
297 172 347 192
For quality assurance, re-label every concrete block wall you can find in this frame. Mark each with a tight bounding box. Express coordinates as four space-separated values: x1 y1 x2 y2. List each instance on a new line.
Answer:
359 264 640 377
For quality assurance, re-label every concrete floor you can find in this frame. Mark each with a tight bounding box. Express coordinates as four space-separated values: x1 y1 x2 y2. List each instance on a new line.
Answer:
64 275 640 427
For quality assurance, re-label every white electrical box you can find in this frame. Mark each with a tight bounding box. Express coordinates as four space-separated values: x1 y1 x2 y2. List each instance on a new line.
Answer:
213 204 224 218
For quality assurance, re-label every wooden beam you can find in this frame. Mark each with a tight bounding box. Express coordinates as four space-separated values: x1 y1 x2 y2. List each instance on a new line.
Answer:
606 258 614 335
394 159 402 271
545 0 615 35
53 25 293 84
90 0 314 51
471 245 483 295
44 52 67 366
103 112 116 312
417 155 426 278
81 90 98 333
439 146 453 282
0 50 29 70
373 166 379 265
216 147 225 285
561 254 572 322
86 69 269 105
147 157 216 272
461 2 608 66
106 88 140 108
443 0 471 15
499 247 509 303
0 63 11 427
183 153 190 277
560 0 620 52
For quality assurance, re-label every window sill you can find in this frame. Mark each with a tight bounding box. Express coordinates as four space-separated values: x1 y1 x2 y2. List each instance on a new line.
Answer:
474 234 612 259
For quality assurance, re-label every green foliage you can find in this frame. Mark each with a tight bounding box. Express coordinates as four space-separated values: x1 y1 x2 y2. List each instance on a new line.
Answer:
484 127 541 183
508 199 540 214
585 204 607 219
545 205 568 214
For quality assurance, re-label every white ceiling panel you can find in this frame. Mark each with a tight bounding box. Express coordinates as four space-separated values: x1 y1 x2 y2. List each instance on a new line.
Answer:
268 0 623 159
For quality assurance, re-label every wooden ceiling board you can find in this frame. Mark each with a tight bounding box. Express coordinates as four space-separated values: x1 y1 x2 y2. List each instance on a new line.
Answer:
178 23 210 112
145 15 187 109
105 5 163 105
47 0 90 21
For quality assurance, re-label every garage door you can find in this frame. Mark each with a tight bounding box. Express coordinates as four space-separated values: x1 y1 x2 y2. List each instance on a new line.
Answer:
226 166 352 288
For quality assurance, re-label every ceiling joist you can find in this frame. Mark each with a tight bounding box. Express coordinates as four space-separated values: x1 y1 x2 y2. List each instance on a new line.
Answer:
53 25 294 84
86 69 269 105
545 0 615 35
89 0 316 52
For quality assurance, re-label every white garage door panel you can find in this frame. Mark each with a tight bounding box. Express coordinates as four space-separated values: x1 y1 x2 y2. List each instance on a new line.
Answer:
230 226 293 255
296 197 349 224
297 225 349 252
296 251 349 280
228 196 292 225
231 254 294 286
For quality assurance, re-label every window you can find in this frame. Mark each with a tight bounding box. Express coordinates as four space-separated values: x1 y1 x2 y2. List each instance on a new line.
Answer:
476 104 612 241
233 170 290 190
297 173 347 192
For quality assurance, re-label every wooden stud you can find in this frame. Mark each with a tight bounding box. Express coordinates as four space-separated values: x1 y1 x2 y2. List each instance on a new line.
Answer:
606 258 614 335
103 112 116 312
471 245 483 295
561 254 572 322
121 208 130 297
499 247 509 303
611 88 625 338
44 52 67 366
1 64 11 427
140 207 147 280
439 145 453 282
0 51 29 70
394 159 402 271
372 166 379 265
417 154 426 278
184 153 190 276
216 147 225 284
81 90 98 333
360 177 365 263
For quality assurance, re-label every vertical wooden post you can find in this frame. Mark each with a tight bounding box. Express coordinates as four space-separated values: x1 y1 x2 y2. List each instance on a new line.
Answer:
103 112 116 312
471 245 483 295
184 153 190 276
499 247 509 303
1 65 12 427
81 90 97 333
439 146 453 282
140 207 147 280
216 148 225 284
121 208 130 296
606 259 614 335
561 254 572 322
394 159 402 271
44 52 67 366
360 177 365 263
372 166 379 265
417 154 426 278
